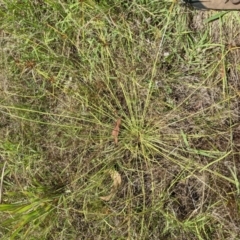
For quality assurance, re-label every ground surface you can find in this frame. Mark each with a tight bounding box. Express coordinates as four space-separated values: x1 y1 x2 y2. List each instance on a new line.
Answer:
0 1 240 239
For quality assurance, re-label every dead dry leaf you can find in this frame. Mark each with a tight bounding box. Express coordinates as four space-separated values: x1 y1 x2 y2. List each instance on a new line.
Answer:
100 170 122 202
110 169 121 188
112 118 121 144
100 193 114 201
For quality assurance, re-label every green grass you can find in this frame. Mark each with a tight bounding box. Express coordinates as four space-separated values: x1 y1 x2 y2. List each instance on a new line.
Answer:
1 0 240 239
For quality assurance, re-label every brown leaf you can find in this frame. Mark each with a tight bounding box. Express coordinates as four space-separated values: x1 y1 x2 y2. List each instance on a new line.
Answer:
112 118 121 144
100 193 114 201
100 170 122 202
110 170 122 189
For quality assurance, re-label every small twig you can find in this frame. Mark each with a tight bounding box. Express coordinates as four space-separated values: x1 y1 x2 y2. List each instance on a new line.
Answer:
0 161 7 203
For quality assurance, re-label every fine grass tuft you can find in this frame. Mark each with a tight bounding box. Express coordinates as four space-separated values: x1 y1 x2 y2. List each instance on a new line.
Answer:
1 0 240 239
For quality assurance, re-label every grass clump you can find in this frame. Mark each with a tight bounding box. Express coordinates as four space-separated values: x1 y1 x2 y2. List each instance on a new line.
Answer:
0 0 240 239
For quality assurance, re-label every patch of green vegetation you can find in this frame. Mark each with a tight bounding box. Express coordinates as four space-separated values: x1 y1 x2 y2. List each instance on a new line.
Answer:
1 0 240 239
